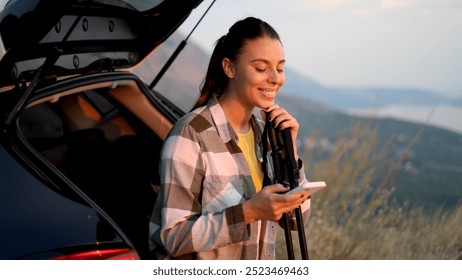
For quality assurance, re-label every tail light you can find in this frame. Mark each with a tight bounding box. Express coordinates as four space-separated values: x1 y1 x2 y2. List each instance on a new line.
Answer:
51 248 140 260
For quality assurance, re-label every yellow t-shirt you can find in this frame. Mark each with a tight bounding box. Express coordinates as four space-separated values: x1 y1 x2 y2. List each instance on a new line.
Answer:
237 127 263 192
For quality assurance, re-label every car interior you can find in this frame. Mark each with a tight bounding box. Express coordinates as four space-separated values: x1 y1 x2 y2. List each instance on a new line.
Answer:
16 78 173 258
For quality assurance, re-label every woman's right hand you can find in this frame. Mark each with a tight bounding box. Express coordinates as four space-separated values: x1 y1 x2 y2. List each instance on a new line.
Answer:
242 184 310 224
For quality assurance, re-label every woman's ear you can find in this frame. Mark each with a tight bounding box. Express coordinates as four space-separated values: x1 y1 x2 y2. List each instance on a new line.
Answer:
222 58 235 79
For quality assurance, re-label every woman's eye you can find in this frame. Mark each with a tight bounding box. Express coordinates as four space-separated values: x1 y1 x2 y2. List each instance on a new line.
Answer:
254 66 284 73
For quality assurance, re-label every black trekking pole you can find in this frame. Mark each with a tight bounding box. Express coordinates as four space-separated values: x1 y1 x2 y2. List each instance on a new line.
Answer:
280 127 309 260
263 116 309 260
265 119 295 259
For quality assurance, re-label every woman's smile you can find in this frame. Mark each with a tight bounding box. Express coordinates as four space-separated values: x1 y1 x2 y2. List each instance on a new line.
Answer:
258 88 277 98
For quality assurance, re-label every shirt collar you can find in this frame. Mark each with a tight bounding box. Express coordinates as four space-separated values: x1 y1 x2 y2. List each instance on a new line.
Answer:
207 95 236 143
207 96 264 152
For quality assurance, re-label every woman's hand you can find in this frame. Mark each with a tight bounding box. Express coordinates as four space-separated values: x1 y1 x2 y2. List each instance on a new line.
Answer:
261 104 300 158
242 184 310 224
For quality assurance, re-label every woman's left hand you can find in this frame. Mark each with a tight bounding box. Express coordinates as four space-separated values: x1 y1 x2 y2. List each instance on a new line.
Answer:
261 104 300 158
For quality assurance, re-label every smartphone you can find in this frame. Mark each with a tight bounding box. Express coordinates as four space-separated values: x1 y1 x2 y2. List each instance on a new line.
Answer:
285 181 327 195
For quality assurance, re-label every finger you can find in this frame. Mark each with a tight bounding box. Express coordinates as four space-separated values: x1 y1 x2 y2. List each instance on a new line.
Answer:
261 105 280 122
281 191 311 207
266 107 284 121
263 104 280 113
270 112 299 137
264 107 297 128
268 109 291 125
260 109 267 121
275 118 298 131
260 109 276 122
262 183 288 194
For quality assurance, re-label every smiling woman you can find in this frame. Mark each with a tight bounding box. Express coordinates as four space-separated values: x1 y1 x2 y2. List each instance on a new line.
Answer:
149 16 312 260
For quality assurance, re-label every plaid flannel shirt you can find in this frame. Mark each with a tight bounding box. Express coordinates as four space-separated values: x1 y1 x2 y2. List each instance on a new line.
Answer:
149 96 310 259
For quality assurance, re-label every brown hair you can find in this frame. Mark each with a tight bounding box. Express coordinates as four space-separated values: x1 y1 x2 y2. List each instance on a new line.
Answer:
192 17 281 110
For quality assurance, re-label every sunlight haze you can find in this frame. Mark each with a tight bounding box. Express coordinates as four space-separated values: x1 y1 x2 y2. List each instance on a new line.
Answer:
179 0 462 98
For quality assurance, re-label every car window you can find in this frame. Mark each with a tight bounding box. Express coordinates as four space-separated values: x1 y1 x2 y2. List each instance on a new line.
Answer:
134 30 206 113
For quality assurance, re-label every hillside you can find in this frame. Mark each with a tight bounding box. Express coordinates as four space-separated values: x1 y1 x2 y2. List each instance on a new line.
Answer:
139 30 462 212
277 94 462 211
283 67 462 110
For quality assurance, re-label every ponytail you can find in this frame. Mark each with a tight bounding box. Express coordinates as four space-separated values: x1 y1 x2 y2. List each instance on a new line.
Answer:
193 35 227 109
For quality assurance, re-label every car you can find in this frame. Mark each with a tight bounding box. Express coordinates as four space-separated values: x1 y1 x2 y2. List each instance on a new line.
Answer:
0 0 204 260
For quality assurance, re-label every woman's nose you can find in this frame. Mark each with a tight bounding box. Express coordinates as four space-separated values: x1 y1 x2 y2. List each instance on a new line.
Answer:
268 68 284 85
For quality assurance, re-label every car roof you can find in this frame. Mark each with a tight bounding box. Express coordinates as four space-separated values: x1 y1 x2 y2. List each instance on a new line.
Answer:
0 0 202 89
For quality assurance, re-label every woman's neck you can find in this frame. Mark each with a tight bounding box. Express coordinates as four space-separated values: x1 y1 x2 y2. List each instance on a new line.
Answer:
218 94 253 134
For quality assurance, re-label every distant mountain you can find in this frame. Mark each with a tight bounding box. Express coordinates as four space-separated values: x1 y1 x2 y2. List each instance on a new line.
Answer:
134 31 208 112
139 32 462 211
282 65 462 135
282 68 461 110
141 31 462 114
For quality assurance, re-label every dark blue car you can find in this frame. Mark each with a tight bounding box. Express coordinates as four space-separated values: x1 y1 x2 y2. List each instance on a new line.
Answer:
0 0 203 260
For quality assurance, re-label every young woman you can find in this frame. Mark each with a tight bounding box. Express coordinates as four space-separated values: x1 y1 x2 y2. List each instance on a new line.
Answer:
149 17 311 260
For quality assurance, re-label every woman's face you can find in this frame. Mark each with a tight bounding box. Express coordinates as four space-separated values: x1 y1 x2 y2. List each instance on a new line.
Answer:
224 36 286 110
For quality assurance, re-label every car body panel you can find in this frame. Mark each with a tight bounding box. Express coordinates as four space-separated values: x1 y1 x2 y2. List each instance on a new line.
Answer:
0 144 119 259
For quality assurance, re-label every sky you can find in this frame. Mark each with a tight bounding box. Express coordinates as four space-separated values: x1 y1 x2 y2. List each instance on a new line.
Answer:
179 0 462 98
1 0 460 98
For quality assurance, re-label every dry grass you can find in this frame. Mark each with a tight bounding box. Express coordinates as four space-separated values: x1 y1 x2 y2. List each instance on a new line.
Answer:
276 123 462 260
